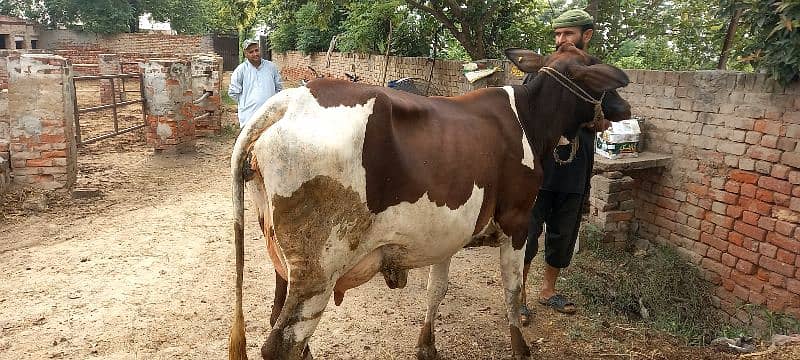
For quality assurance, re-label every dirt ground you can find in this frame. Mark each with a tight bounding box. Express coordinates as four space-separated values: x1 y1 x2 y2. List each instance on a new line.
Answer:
1 77 798 360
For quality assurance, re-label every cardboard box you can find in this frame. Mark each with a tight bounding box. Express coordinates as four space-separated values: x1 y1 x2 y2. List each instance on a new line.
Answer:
596 119 641 159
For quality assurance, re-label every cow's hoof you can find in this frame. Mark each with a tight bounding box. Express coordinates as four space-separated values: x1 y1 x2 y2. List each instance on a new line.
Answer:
513 344 531 359
415 345 438 360
302 345 314 360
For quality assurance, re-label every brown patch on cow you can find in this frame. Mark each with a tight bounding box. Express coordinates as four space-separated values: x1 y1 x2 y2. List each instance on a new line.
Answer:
271 175 373 295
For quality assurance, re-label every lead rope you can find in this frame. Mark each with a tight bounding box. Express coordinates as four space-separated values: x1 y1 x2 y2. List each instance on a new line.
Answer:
537 66 606 165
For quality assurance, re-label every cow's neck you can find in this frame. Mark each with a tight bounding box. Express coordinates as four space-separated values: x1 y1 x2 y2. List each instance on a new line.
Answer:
515 76 581 159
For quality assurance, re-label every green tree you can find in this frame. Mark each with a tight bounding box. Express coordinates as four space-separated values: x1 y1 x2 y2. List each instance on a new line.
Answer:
336 1 438 57
403 0 518 60
295 2 342 53
1 0 222 34
144 0 216 34
218 0 260 58
720 0 800 85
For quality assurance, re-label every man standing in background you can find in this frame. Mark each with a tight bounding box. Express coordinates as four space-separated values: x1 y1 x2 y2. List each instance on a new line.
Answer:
228 38 283 128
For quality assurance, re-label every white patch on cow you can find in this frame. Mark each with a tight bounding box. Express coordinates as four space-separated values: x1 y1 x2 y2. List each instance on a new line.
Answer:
499 239 524 328
424 260 451 323
366 186 486 268
502 86 534 170
252 87 373 200
288 290 332 341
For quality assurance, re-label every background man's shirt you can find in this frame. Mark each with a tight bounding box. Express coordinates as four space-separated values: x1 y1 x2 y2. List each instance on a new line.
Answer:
228 59 283 126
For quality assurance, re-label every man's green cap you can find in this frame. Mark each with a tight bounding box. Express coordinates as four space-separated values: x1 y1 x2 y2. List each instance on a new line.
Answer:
552 9 594 29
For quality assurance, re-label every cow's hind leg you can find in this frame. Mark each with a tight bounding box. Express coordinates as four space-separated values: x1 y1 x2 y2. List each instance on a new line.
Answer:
261 282 332 360
269 272 315 359
416 258 451 360
500 240 531 359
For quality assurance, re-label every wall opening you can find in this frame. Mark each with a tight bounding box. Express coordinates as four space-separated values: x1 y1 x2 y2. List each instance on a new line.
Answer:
0 35 7 49
30 39 37 49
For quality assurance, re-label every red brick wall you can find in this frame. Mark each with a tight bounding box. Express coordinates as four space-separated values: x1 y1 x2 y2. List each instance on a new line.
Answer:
619 71 800 321
273 51 516 96
38 30 215 75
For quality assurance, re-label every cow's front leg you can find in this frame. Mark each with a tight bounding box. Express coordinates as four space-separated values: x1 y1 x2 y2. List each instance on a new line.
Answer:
416 258 451 360
499 240 531 359
261 278 332 360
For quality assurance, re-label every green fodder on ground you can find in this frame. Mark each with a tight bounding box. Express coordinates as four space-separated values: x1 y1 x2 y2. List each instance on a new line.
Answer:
562 225 726 346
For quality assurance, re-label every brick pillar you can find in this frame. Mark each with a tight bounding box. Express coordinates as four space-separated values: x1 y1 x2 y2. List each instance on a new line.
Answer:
588 171 636 246
98 54 121 104
0 89 9 163
191 54 223 136
8 53 77 190
141 59 195 153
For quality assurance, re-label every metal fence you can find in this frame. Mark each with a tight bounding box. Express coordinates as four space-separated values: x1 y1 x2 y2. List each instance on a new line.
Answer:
71 73 146 146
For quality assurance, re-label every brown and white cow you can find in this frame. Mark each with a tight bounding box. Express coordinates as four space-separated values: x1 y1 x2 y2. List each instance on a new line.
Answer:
228 43 631 360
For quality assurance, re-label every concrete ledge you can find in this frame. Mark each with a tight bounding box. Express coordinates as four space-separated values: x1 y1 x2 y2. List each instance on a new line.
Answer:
594 151 672 172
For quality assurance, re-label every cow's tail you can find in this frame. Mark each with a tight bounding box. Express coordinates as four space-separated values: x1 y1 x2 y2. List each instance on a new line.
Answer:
229 90 292 360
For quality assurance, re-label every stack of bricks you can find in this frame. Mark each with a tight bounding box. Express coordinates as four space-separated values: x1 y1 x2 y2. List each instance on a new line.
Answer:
141 59 195 153
620 70 800 322
98 54 122 104
588 172 637 245
7 53 77 190
190 54 223 136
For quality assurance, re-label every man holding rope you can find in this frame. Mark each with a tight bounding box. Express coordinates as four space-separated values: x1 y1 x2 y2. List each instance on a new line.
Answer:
520 9 612 323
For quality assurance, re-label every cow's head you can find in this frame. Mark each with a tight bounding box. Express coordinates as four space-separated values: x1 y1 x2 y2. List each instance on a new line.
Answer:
506 45 630 137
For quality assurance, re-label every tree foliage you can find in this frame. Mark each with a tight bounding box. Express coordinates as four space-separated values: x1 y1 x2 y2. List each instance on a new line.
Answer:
403 0 518 60
0 0 224 35
720 0 800 85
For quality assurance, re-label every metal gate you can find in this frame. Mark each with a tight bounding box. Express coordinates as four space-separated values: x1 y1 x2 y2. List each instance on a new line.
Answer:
213 34 239 71
71 73 146 147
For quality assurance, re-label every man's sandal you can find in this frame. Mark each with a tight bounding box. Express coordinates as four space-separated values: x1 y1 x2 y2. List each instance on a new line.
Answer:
519 304 532 326
538 294 576 314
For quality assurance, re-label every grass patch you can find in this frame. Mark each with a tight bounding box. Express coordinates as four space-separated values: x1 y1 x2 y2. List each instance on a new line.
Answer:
218 122 240 138
563 224 724 345
222 92 237 106
564 225 800 345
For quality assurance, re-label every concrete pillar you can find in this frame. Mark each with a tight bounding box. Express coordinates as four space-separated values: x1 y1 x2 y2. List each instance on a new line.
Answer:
141 59 195 153
8 53 77 190
191 54 223 136
98 53 122 104
588 171 636 247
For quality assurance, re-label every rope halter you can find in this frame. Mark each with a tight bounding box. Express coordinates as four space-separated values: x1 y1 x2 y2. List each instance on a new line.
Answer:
537 66 606 165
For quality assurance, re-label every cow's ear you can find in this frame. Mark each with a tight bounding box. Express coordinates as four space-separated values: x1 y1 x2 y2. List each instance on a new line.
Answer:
504 48 544 73
568 64 630 92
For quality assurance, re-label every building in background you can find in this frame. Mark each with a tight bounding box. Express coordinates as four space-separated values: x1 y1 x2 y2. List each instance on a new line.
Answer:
0 15 38 49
